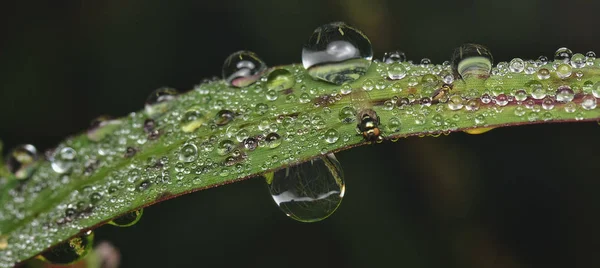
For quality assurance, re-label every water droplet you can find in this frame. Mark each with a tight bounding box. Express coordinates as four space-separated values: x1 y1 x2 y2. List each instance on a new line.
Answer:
265 153 345 222
556 64 572 79
339 106 357 123
143 118 156 133
179 143 198 163
217 140 235 156
527 80 546 100
6 144 38 179
440 71 454 84
266 69 295 91
387 62 407 80
556 86 575 102
383 50 406 63
447 94 464 110
451 43 493 79
554 47 573 63
302 22 373 84
39 231 94 265
324 129 339 143
137 180 151 191
570 53 586 68
215 110 235 126
541 97 555 110
537 68 550 80
266 89 279 101
508 58 525 73
87 116 121 142
51 147 77 174
592 82 600 98
387 117 401 132
145 87 178 116
581 94 597 110
244 137 258 150
495 94 509 106
340 84 352 95
265 133 282 148
464 127 494 135
109 209 143 227
222 51 267 87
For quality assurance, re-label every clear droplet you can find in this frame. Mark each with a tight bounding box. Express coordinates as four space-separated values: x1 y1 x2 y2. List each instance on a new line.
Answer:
6 144 38 179
556 86 575 102
51 147 77 174
383 50 407 64
217 140 235 156
215 110 235 126
556 64 572 79
570 53 586 68
266 69 296 91
87 116 122 142
451 43 493 79
581 94 597 110
338 106 357 123
265 153 345 222
180 108 206 133
265 133 282 148
39 231 94 265
302 22 373 84
537 68 550 80
554 47 573 63
109 209 143 227
179 143 198 163
592 82 600 98
447 94 464 110
387 62 407 80
509 58 525 73
324 129 339 143
145 87 178 116
222 51 267 88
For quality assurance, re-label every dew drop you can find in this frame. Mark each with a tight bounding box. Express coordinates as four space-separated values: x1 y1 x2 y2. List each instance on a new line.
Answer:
145 87 178 116
243 137 258 150
570 53 586 68
556 64 572 79
451 43 493 79
387 117 401 132
554 47 573 63
556 86 575 102
137 180 151 191
447 94 464 110
581 94 597 110
217 140 235 156
537 68 550 80
324 129 339 143
51 147 77 174
302 22 373 84
6 144 38 179
215 110 235 126
179 143 198 163
509 58 525 73
382 50 406 63
180 108 206 133
87 116 121 142
265 133 282 148
222 51 267 88
338 106 357 123
541 97 555 110
266 69 296 91
387 62 407 80
109 209 144 227
265 153 345 222
39 231 94 265
591 82 600 98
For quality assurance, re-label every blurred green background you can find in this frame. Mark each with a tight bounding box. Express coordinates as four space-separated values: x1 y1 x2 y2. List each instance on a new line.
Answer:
2 0 600 267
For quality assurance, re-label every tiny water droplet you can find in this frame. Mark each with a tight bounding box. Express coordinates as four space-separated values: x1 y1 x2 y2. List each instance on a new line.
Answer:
554 47 573 63
137 180 151 191
382 50 406 63
39 231 94 265
266 69 295 91
302 22 373 84
109 209 143 227
215 110 235 126
6 144 38 179
145 87 178 116
387 62 407 80
451 43 493 79
338 106 357 123
222 51 267 88
447 94 464 110
51 147 77 174
265 153 345 222
179 143 198 163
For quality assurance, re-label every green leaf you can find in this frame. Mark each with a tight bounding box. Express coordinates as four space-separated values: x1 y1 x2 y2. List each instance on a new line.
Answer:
1 59 600 267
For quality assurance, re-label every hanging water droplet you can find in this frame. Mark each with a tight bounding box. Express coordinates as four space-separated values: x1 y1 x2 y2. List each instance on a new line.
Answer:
222 50 267 88
215 110 235 126
509 58 525 73
302 22 373 84
451 43 493 79
109 209 143 227
51 147 77 174
6 144 38 179
265 153 345 222
145 87 178 116
382 50 406 64
556 64 572 79
87 116 122 142
570 53 586 68
554 47 573 63
39 231 94 265
265 132 282 148
266 69 295 91
387 62 407 80
324 129 339 143
179 143 198 163
581 94 597 110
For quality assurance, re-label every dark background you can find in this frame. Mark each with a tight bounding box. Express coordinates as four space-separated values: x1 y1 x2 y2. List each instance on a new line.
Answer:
2 1 600 267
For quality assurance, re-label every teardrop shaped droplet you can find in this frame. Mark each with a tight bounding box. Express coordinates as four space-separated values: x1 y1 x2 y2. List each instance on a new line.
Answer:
108 209 144 227
145 87 178 116
265 69 296 91
265 153 345 222
451 43 493 79
38 231 94 265
222 50 267 88
6 144 38 179
302 22 373 85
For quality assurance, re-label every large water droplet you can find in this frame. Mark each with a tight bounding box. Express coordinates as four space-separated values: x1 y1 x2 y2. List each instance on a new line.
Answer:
39 231 94 265
179 143 198 163
554 47 573 63
51 147 77 174
145 87 178 116
302 22 373 84
109 209 143 227
556 64 572 79
222 51 267 88
6 144 38 180
265 153 345 222
265 132 282 148
451 43 493 79
387 62 407 80
581 94 597 110
266 69 295 91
